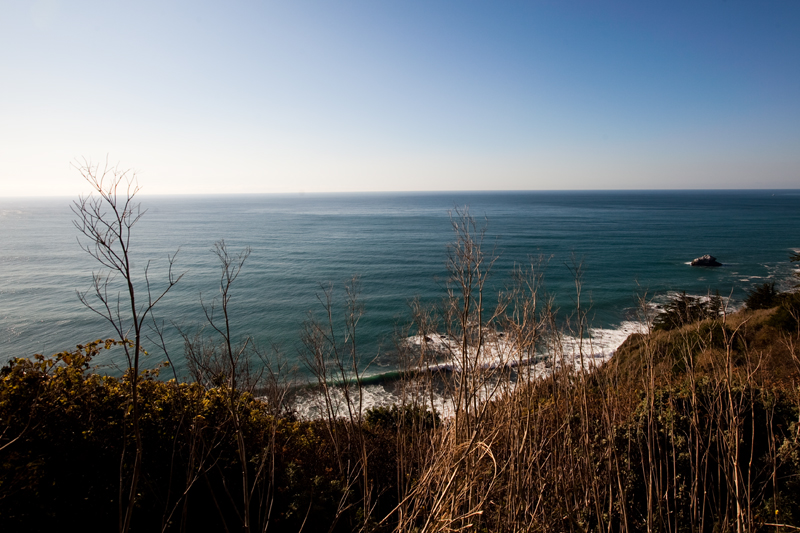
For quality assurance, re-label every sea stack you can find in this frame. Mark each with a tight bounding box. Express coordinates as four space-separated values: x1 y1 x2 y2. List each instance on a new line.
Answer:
691 254 722 267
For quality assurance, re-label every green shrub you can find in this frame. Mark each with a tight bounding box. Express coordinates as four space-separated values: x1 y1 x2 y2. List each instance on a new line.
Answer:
0 344 339 533
745 282 780 310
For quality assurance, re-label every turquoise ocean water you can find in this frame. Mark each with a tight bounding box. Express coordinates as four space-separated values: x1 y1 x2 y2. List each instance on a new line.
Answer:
1 191 799 381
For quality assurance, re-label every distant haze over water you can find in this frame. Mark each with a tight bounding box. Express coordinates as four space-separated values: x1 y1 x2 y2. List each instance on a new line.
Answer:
1 190 799 379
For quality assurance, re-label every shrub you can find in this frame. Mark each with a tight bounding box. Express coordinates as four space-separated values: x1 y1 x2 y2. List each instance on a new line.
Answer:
745 282 780 310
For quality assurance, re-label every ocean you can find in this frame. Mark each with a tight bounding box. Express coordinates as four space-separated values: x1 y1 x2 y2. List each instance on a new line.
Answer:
2 190 799 386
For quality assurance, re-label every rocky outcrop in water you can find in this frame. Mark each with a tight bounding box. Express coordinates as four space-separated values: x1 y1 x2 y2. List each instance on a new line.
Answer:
691 254 722 267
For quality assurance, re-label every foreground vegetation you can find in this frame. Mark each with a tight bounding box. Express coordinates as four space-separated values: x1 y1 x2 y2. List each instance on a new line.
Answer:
3 292 800 532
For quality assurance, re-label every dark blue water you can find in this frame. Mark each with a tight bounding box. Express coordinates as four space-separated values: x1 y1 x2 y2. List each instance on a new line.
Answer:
2 191 798 378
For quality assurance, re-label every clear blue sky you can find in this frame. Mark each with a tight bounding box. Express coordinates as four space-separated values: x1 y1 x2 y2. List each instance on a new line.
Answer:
1 0 799 195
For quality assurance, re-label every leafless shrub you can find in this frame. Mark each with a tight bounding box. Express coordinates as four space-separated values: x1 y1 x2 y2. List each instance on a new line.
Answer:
72 158 182 533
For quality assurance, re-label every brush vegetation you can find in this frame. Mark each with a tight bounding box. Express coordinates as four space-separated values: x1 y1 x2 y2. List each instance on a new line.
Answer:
3 292 800 532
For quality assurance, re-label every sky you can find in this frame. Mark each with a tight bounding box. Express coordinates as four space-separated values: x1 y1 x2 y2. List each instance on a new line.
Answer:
1 0 799 196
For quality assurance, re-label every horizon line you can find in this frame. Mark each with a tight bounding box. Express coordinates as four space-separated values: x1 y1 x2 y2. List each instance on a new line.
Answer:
2 187 800 200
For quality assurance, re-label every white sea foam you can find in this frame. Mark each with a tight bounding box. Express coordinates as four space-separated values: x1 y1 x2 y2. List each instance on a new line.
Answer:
290 321 644 420
292 384 400 420
405 321 641 372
